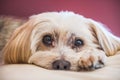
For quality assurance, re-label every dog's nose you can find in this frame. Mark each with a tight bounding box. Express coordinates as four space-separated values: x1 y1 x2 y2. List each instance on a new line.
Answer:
52 60 71 70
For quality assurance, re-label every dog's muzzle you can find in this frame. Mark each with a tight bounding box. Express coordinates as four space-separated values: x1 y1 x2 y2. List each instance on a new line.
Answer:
52 60 71 70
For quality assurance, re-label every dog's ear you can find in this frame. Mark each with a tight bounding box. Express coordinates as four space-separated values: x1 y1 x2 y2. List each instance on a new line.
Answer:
89 19 120 56
2 20 35 64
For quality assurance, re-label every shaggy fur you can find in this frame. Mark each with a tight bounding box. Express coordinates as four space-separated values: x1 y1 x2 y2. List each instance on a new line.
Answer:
2 12 120 71
0 16 25 63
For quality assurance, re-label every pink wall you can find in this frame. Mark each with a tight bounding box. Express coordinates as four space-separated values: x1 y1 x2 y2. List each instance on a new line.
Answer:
0 0 120 36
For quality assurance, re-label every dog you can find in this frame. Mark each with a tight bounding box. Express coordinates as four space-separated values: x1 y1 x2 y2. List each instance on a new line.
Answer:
2 11 120 71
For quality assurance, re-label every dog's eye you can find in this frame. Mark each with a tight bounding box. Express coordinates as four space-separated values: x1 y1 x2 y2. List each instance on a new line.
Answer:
74 39 84 47
42 35 53 46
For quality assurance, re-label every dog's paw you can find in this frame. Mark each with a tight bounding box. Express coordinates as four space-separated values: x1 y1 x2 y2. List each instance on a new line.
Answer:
78 49 106 71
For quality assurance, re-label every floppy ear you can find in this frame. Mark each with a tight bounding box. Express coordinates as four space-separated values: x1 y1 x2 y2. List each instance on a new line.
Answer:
2 20 34 64
89 19 120 56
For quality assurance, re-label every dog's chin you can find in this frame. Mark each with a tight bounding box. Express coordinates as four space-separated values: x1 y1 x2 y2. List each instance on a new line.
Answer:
33 63 78 71
28 51 81 71
28 55 85 71
31 62 97 71
32 63 79 71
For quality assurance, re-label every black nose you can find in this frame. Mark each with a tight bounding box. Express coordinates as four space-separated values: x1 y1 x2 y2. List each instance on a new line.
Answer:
52 60 71 70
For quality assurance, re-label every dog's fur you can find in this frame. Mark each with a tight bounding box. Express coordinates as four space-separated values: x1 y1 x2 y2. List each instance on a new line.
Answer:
2 12 120 71
0 16 25 64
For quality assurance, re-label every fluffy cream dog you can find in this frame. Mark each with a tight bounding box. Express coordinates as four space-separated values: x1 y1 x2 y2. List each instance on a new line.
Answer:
3 12 120 71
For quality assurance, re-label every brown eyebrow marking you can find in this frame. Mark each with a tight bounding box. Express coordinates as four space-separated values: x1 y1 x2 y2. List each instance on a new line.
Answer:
53 30 59 43
67 33 83 52
67 33 76 46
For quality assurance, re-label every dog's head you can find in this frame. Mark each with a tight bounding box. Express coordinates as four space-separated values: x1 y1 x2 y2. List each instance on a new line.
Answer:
3 12 120 71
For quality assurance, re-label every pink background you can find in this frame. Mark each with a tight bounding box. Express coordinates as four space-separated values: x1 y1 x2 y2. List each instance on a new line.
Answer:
0 0 120 36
